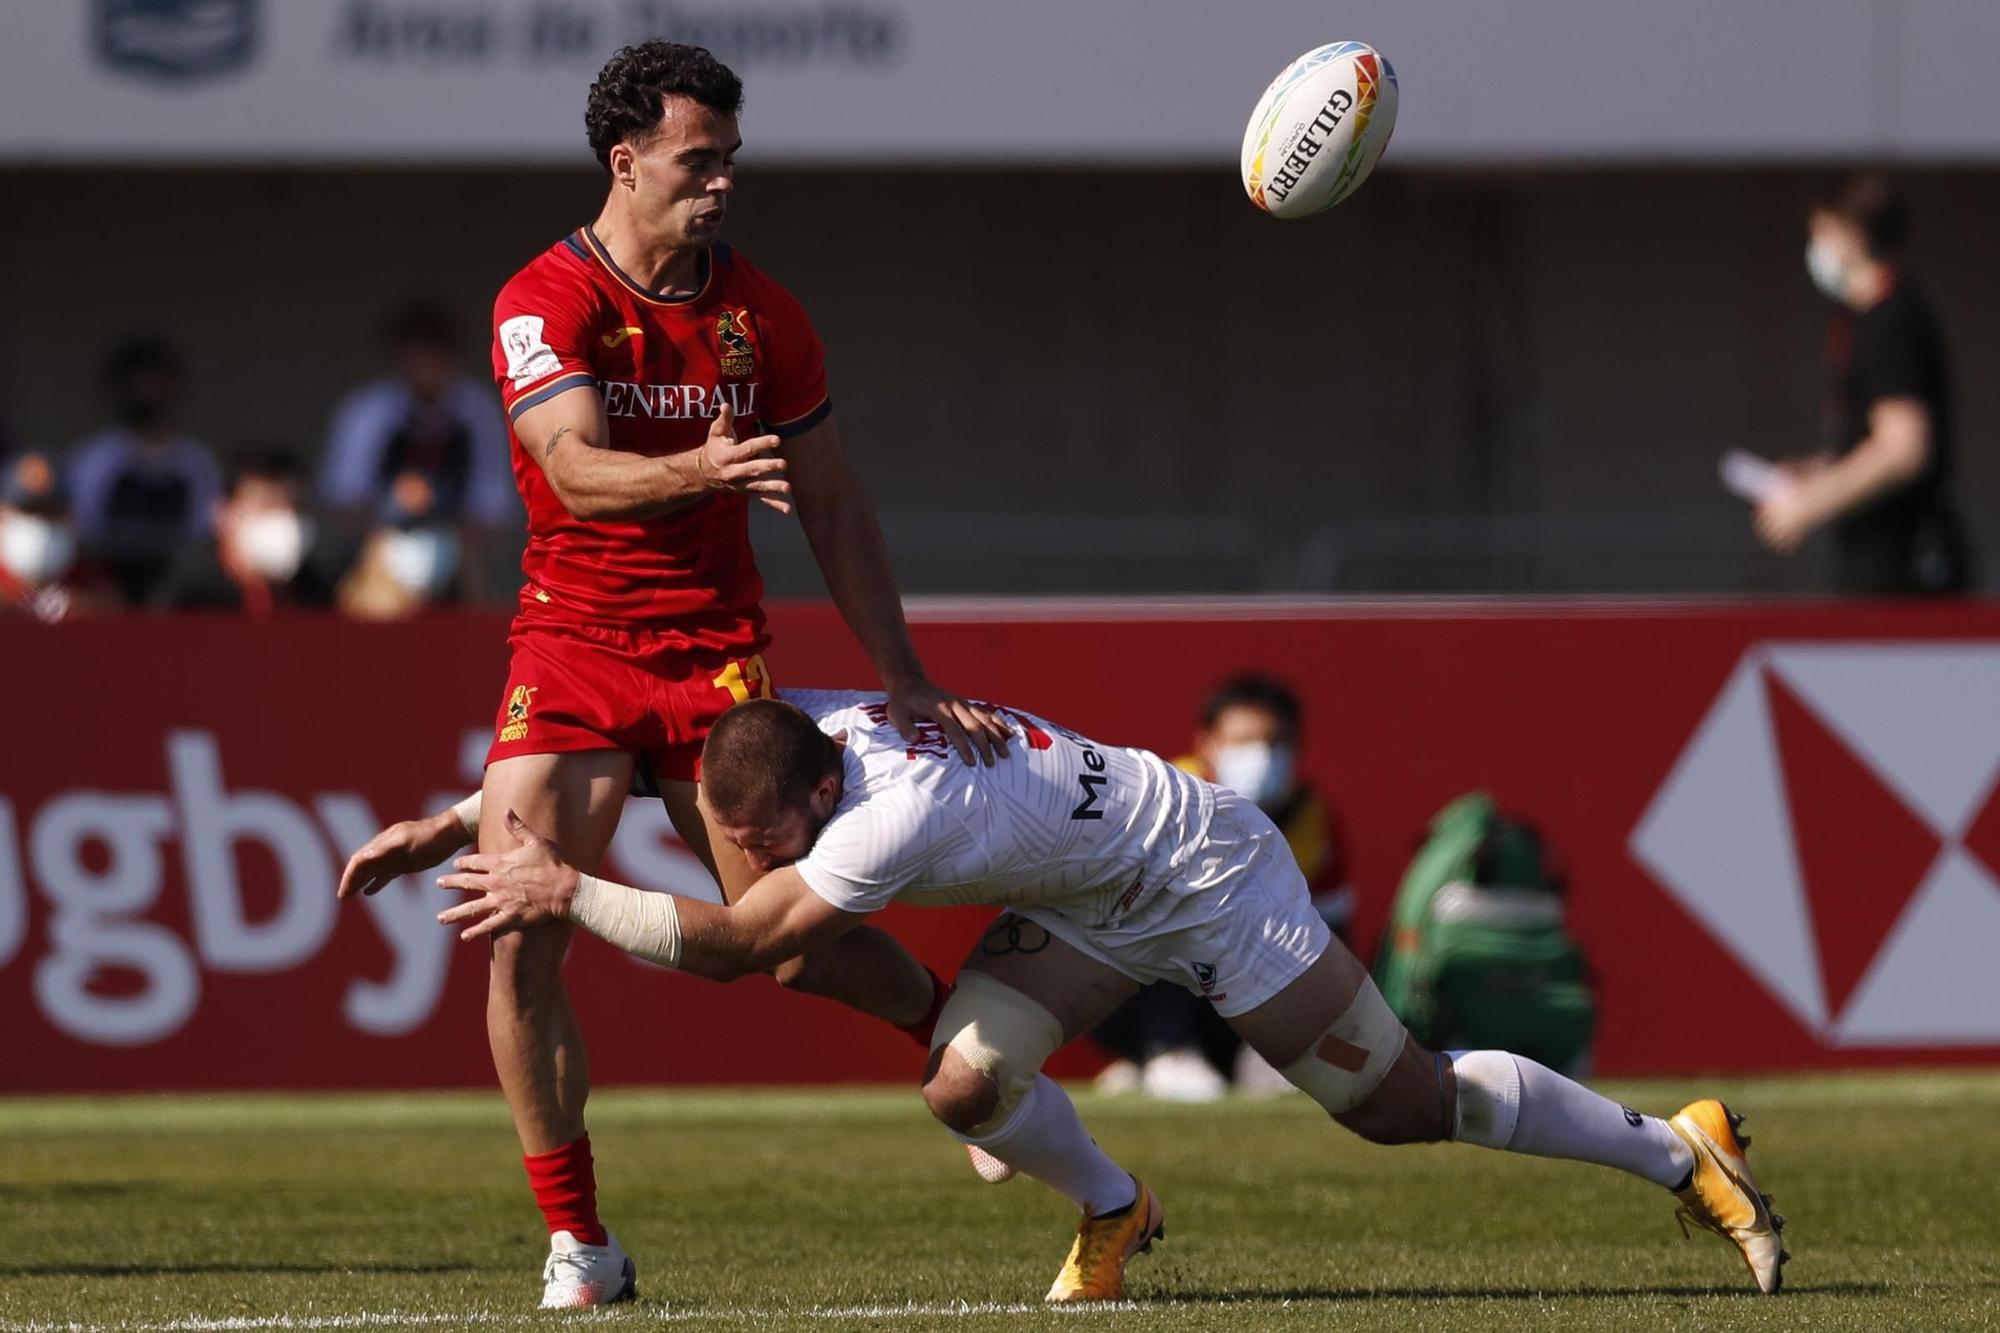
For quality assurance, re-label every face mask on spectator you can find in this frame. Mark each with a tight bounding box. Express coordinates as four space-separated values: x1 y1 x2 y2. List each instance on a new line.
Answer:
1211 741 1295 810
235 509 309 583
1 513 78 587
382 524 461 599
1805 239 1849 302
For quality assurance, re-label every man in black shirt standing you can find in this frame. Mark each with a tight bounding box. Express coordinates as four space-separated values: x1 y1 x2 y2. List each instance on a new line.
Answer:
1756 174 1971 593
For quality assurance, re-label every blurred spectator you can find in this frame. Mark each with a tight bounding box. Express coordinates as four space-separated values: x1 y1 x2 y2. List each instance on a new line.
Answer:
67 334 223 603
336 470 468 620
1756 173 1972 592
1093 674 1352 1100
153 449 343 614
1182 675 1353 941
0 453 117 622
318 299 516 596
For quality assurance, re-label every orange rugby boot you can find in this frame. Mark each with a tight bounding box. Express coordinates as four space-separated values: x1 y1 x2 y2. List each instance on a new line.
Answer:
1044 1177 1164 1304
1667 1099 1790 1294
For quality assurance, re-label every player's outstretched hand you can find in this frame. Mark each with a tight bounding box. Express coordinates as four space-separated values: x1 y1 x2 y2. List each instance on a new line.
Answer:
435 809 580 941
337 810 472 900
699 401 792 514
888 679 1012 767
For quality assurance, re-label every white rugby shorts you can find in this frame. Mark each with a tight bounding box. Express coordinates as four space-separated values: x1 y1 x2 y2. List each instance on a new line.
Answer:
1015 791 1330 1017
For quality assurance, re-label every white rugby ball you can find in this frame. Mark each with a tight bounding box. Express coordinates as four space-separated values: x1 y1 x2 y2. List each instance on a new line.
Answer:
1241 42 1399 219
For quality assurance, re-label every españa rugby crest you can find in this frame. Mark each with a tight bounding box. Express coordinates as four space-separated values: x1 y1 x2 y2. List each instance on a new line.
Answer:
716 310 756 378
499 685 537 744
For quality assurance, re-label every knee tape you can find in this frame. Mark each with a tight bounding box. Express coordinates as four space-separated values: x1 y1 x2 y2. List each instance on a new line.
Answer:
1279 975 1406 1116
1447 1050 1522 1148
934 970 1064 1133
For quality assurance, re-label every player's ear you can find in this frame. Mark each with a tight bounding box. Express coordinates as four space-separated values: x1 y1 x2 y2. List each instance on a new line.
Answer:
608 141 638 191
810 767 842 819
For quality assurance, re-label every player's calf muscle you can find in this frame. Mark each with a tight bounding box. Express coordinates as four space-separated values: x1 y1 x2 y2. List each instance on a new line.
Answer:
772 926 932 1023
487 921 574 1006
1336 1041 1453 1146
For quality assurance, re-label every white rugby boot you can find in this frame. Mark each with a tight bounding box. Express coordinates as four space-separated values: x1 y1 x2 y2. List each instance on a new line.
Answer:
539 1229 637 1308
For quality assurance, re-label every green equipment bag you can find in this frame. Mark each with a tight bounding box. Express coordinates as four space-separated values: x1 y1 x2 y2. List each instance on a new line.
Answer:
1373 792 1597 1072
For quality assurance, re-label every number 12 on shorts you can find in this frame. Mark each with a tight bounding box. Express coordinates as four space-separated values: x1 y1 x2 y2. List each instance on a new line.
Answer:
712 654 774 704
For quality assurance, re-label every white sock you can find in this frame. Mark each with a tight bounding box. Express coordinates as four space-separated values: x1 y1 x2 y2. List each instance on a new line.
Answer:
956 1075 1137 1216
1449 1051 1694 1190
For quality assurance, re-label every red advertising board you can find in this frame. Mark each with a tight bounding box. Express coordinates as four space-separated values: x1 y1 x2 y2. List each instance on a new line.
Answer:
3 598 1998 1091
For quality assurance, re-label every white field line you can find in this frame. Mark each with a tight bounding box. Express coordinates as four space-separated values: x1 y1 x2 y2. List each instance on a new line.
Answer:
0 1303 1143 1331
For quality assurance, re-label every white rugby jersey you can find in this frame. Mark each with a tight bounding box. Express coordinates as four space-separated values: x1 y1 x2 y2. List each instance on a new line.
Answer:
782 689 1216 921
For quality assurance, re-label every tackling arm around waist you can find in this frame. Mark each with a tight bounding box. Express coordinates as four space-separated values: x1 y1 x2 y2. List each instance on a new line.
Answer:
570 864 860 982
448 792 862 978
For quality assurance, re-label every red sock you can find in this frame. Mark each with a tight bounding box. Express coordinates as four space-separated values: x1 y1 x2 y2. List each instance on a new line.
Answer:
898 966 954 1048
522 1133 607 1246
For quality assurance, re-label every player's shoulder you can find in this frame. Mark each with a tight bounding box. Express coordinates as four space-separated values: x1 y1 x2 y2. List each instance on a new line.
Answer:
779 686 882 731
495 233 607 314
780 688 897 768
777 687 960 793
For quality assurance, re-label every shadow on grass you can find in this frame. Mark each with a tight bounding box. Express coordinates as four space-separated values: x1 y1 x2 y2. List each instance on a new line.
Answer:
0 1261 479 1278
1153 1280 1895 1303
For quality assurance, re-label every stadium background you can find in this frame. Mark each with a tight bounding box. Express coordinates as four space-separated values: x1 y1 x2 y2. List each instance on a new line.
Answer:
3 0 1998 1091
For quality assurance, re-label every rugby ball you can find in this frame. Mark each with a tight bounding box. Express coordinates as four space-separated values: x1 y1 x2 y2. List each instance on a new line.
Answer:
1241 42 1399 218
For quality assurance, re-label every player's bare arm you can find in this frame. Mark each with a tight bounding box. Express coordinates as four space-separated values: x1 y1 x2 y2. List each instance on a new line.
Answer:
437 809 858 981
336 795 480 899
785 414 1009 764
514 388 792 521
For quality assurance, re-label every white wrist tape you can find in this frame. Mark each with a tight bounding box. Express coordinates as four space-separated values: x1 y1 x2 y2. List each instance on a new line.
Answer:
450 792 483 840
569 873 683 969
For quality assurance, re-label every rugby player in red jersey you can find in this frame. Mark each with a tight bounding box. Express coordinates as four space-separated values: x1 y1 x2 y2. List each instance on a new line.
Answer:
337 41 1007 1308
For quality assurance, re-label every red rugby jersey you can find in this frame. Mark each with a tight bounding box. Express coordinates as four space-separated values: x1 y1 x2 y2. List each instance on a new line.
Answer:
491 229 831 636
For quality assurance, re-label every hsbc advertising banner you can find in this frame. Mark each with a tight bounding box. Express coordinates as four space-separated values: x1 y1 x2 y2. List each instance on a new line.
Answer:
4 1 2000 163
2 599 1998 1092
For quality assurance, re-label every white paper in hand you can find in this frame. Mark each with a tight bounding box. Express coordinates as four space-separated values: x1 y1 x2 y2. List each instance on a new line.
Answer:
1719 450 1790 505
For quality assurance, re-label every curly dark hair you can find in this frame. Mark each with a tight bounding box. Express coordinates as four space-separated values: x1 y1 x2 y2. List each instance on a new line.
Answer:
585 41 744 172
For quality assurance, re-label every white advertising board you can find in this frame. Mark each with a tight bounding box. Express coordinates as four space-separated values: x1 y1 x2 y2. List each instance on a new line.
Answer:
2 0 1998 164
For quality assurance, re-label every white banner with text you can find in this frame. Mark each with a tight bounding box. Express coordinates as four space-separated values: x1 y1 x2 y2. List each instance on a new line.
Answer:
2 0 1999 164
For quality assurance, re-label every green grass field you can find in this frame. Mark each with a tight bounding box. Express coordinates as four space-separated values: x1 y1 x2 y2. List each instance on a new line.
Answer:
3 1072 1997 1331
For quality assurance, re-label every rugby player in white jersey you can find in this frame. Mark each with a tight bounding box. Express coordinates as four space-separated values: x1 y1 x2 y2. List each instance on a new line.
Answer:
436 691 1791 1302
